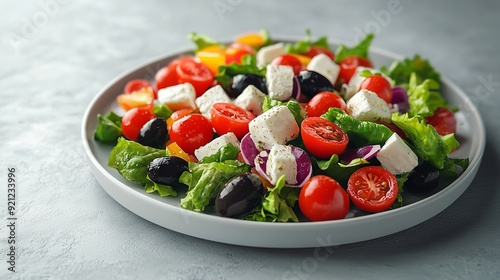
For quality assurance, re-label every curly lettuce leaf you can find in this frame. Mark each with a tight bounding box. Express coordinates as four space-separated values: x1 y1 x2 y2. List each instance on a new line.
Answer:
381 55 441 87
441 157 470 178
321 108 393 147
335 33 374 63
108 138 165 185
94 111 122 143
391 173 409 209
407 73 448 117
312 154 369 186
145 176 178 197
391 113 459 169
246 175 299 222
215 54 266 91
188 32 222 51
285 29 330 54
262 96 306 125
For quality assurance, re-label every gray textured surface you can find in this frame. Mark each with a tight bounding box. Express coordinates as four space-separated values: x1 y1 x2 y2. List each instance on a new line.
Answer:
1 0 500 279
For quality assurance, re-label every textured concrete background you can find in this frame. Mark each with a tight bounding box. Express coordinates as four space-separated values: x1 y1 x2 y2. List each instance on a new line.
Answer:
1 0 499 279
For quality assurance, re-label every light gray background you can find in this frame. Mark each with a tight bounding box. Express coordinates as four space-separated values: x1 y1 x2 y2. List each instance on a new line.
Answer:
1 0 499 279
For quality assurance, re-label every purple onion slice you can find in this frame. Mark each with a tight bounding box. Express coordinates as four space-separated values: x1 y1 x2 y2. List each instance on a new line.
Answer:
240 133 260 166
391 86 409 113
340 145 381 165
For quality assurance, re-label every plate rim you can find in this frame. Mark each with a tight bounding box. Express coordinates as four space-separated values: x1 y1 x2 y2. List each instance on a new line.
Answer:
81 38 486 248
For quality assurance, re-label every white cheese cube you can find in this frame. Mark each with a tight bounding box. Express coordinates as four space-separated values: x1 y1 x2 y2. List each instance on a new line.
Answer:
266 64 294 101
306 53 340 85
248 105 299 150
195 85 232 119
347 89 391 122
256 43 285 67
376 133 418 174
194 132 240 161
233 85 266 116
157 83 196 111
266 144 297 185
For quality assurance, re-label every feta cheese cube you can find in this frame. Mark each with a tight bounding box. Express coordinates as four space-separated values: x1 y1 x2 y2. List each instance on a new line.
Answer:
266 64 294 101
233 85 266 116
157 83 196 111
248 105 299 150
256 43 285 67
347 89 391 122
194 132 240 161
306 53 340 85
266 144 298 185
195 85 232 119
376 133 418 174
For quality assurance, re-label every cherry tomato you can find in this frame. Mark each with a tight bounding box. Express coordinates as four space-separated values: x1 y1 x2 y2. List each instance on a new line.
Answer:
211 103 255 139
299 175 349 221
425 107 457 135
305 46 335 61
155 56 193 90
124 79 155 96
117 87 155 112
176 59 214 97
121 107 156 141
271 54 303 75
359 75 393 103
306 91 347 117
225 43 255 64
168 114 214 154
338 56 374 84
347 166 398 213
301 117 349 159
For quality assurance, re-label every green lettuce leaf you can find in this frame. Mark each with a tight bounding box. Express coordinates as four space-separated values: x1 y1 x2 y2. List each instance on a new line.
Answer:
285 29 330 54
144 176 178 197
391 173 409 209
441 157 470 178
334 33 374 63
188 32 222 51
321 108 393 147
108 138 165 185
262 96 306 125
179 160 250 212
94 111 122 143
152 102 174 119
198 143 240 164
381 55 441 87
257 29 273 49
215 54 266 91
391 113 459 169
246 175 299 222
312 154 369 186
407 73 448 117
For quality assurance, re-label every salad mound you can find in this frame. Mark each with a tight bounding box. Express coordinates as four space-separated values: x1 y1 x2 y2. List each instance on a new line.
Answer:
95 30 469 223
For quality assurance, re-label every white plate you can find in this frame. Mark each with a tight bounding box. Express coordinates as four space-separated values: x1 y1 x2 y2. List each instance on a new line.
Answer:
81 40 485 248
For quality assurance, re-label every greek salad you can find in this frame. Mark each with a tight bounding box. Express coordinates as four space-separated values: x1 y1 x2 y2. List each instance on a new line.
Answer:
94 30 469 222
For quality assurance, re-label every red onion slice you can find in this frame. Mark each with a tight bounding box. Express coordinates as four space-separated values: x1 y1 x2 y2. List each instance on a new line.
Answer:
340 145 381 165
391 86 409 113
240 133 260 166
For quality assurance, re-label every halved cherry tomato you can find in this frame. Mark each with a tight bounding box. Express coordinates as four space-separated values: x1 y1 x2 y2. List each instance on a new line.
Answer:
347 166 398 213
306 91 347 117
299 175 349 221
301 117 349 159
155 56 195 91
166 108 194 128
359 75 393 103
168 114 213 154
117 87 155 112
121 107 155 141
425 107 457 135
211 103 255 139
271 54 303 75
225 43 255 64
124 79 155 97
338 56 374 84
176 59 214 97
305 46 335 61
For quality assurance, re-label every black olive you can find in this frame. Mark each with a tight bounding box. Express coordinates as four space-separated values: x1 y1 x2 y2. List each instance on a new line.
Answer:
137 117 168 149
147 156 188 189
215 173 264 218
230 74 268 97
297 70 334 97
404 162 440 193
